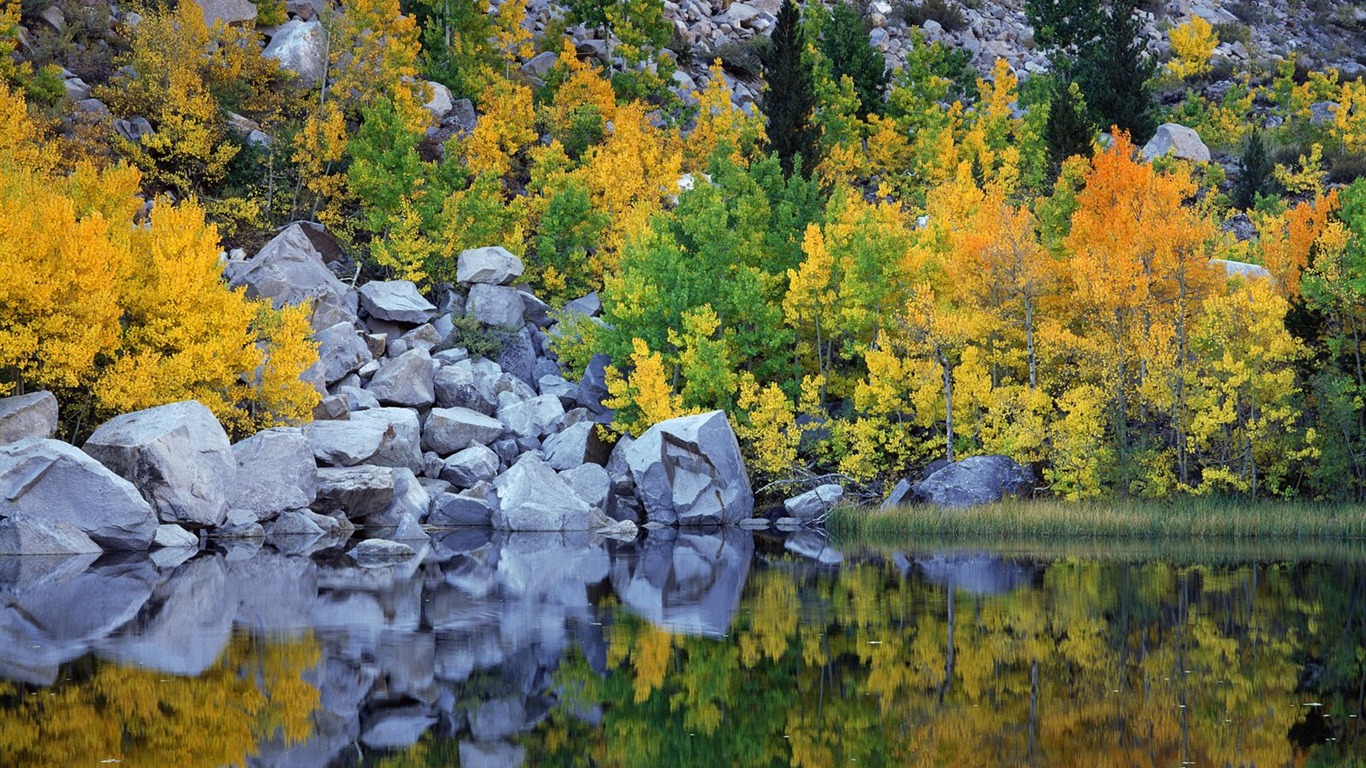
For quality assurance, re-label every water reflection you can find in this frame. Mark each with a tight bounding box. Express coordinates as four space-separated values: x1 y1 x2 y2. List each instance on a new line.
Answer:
0 532 1364 767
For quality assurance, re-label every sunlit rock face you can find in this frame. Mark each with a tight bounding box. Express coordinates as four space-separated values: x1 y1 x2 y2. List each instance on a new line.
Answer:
624 411 755 526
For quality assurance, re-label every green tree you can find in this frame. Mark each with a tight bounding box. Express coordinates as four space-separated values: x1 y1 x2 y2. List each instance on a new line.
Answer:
1075 0 1156 141
760 0 819 176
1042 78 1095 179
1232 129 1273 210
818 3 889 118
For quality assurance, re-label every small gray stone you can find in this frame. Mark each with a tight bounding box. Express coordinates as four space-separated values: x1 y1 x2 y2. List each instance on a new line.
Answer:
440 443 500 488
783 484 844 521
359 280 438 324
314 466 396 519
497 394 565 440
423 407 504 455
456 246 524 285
349 538 416 566
428 493 492 526
152 524 198 549
0 391 58 444
314 322 372 384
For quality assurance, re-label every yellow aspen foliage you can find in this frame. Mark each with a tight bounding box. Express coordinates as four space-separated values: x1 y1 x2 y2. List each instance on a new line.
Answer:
97 198 319 434
0 0 22 86
491 0 535 72
686 60 766 169
603 337 687 436
579 101 682 264
1253 190 1339 298
668 305 736 409
540 41 618 139
1046 384 1111 499
463 78 537 178
960 59 1025 192
1272 142 1326 196
865 113 914 197
1336 78 1366 153
292 100 352 232
1167 17 1218 80
735 374 800 478
371 196 439 283
330 0 429 133
0 158 136 394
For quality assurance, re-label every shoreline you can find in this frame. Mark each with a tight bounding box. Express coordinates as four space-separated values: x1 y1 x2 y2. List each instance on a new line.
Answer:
825 498 1366 540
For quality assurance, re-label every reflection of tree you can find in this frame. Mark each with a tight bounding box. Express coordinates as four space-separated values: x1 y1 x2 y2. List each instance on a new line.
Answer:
0 631 319 767
525 557 1366 766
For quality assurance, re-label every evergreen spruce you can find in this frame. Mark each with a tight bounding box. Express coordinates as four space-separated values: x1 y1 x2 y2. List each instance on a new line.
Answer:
819 3 889 117
1043 78 1095 178
1232 129 1273 210
760 0 820 177
1076 0 1156 142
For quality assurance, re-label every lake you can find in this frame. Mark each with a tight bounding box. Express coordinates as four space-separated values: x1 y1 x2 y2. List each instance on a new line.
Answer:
1 528 1363 766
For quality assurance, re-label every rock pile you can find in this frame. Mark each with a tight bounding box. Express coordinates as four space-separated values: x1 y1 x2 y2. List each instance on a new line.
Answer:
0 226 757 555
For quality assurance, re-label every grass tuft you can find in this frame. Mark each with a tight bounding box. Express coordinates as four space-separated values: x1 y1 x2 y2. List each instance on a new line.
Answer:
825 498 1366 540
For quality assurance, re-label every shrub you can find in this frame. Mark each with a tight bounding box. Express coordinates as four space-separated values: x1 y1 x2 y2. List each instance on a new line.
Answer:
898 0 966 32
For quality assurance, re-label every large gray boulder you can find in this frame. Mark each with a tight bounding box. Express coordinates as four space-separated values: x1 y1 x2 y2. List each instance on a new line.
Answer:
194 0 256 26
261 19 327 87
466 283 525 327
313 466 396 519
314 322 373 385
230 427 317 518
0 438 157 549
429 492 492 526
783 484 843 522
83 400 235 528
457 246 524 286
1211 258 1273 281
491 455 601 531
912 455 1035 507
0 391 58 444
365 348 436 408
227 223 357 330
541 421 607 470
623 410 753 526
423 407 505 455
0 514 102 555
1142 123 1211 163
306 407 422 472
358 280 438 325
440 443 500 488
497 394 564 440
434 359 500 414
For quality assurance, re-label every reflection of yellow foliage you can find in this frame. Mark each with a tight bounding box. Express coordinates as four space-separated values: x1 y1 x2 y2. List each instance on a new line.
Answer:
0 632 320 767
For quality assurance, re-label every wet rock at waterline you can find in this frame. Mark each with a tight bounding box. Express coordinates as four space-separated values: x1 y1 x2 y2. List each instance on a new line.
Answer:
912 455 1035 508
623 410 754 526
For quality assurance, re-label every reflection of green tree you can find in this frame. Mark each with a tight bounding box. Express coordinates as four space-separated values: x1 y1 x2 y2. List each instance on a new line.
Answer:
524 557 1366 766
0 630 320 768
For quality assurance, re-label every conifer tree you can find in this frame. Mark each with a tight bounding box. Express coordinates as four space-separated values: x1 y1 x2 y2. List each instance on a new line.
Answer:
1077 0 1156 142
819 3 889 118
760 0 819 177
1043 78 1094 178
1232 129 1272 210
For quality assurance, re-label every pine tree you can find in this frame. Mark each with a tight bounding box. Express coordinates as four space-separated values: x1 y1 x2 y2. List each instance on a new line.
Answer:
1232 129 1272 210
1043 78 1094 178
1075 0 1156 141
819 3 889 118
760 0 819 177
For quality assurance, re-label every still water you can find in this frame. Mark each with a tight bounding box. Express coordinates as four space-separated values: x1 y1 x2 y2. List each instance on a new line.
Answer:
1 529 1364 767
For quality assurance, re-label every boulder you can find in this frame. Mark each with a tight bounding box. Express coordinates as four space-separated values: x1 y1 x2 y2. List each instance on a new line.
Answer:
434 359 500 414
0 438 157 549
429 493 492 526
466 283 525 327
267 509 328 538
314 466 397 519
424 80 454 119
423 407 505 455
456 246 524 286
194 0 256 26
152 524 199 549
359 280 439 325
623 410 753 526
349 538 417 566
314 322 372 385
560 463 610 511
1142 123 1211 163
492 455 600 531
83 400 235 528
231 427 317 518
440 443 500 488
261 19 327 86
0 515 102 555
226 223 356 330
366 348 436 408
306 407 422 472
497 394 565 440
575 354 612 413
880 477 913 509
562 292 601 319
520 50 559 78
912 455 1035 507
783 484 843 522
541 421 608 470
368 467 430 526
496 327 537 387
0 391 58 444
1211 258 1272 280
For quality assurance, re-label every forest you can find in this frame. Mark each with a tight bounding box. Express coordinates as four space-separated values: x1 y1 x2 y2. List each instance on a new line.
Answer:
3 0 1366 500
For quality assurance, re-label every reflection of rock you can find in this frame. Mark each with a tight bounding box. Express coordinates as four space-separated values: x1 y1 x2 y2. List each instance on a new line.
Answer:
912 552 1036 596
611 528 753 637
460 740 526 768
9 558 157 644
98 556 235 675
784 531 844 566
230 550 319 632
361 704 438 750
